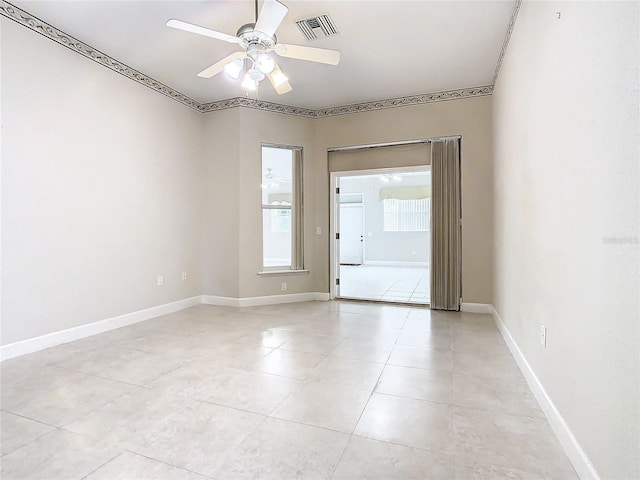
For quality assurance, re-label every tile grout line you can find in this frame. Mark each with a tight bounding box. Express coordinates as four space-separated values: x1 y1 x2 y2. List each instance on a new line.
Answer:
0 418 58 458
328 433 352 480
2 301 570 478
120 450 210 478
327 383 379 479
79 450 124 480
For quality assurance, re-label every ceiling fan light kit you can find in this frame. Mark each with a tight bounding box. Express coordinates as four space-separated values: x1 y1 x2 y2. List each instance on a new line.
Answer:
167 0 340 95
223 58 244 80
241 73 258 91
256 54 275 75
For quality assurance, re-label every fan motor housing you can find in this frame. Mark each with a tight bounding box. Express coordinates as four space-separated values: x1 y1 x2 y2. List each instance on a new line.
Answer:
236 23 277 50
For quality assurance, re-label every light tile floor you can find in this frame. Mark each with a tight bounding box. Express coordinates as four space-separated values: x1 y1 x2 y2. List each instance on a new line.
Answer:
0 301 577 479
339 265 430 304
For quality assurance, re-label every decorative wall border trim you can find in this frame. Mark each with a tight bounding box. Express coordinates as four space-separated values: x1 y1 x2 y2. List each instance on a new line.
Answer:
493 0 523 85
2 0 493 118
197 86 492 118
0 0 201 111
198 97 317 118
314 86 493 117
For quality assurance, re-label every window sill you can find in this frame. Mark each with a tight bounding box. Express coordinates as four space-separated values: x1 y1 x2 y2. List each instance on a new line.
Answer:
257 269 309 277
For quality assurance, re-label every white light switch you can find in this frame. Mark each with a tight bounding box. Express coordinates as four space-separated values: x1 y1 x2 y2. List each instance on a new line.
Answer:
157 275 164 286
316 227 322 235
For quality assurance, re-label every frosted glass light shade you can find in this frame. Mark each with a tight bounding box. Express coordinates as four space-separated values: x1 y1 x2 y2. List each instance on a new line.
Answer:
248 68 265 82
257 54 275 74
224 58 244 80
241 73 258 90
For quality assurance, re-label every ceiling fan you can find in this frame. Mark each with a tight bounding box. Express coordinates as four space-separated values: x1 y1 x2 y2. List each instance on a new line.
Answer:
261 168 289 189
167 0 341 94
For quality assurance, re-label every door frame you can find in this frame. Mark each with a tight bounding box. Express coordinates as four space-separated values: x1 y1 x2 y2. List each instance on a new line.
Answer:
329 166 429 300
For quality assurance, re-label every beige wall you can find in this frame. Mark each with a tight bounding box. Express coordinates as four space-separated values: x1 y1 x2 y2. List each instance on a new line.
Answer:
316 97 494 304
201 98 493 303
201 108 240 298
201 107 321 298
2 14 494 346
328 143 431 172
5 3 638 476
1 18 204 345
237 108 318 297
492 1 639 478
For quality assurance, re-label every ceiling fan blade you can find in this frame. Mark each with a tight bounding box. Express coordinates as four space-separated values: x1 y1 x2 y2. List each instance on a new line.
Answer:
197 52 246 78
254 0 288 38
166 19 239 44
274 43 340 65
268 61 292 94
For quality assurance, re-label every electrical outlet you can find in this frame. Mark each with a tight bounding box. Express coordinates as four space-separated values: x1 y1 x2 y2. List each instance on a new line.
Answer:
181 272 187 281
540 325 547 348
157 275 164 287
281 282 287 292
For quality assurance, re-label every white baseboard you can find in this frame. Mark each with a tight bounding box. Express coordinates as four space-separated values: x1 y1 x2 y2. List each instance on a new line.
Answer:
200 295 242 307
0 296 202 362
203 292 330 307
492 306 600 480
1 292 331 362
363 260 429 267
460 302 493 314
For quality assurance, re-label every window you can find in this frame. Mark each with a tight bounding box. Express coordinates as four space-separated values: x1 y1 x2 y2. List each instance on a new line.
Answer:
261 145 303 270
383 198 430 232
270 201 292 233
381 186 430 232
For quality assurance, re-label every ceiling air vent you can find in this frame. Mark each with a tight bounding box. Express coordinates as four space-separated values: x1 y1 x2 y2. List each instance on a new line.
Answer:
295 14 339 41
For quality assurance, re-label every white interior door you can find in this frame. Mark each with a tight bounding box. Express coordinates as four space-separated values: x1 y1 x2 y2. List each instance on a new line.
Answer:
339 205 364 265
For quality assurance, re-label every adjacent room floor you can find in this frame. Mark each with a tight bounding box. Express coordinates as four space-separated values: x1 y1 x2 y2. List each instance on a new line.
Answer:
0 301 576 479
339 265 430 304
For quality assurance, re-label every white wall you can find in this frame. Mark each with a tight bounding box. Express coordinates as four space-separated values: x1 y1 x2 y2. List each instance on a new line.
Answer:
492 2 639 478
340 174 430 263
1 18 204 345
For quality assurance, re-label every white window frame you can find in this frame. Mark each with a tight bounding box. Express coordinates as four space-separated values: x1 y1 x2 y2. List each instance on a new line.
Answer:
260 144 304 273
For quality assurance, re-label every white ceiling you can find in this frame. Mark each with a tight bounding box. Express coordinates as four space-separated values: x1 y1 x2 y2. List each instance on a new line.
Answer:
14 0 515 109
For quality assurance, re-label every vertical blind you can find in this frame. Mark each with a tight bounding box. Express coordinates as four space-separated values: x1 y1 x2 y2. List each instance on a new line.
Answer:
291 148 304 270
430 138 462 311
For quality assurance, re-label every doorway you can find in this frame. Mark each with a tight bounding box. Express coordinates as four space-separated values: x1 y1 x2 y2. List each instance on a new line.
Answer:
331 167 431 305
